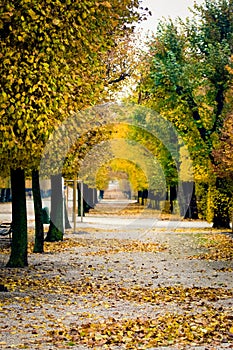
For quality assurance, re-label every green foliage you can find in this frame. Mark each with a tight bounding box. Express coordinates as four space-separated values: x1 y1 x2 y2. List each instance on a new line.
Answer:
195 182 209 220
0 0 148 266
213 99 233 177
134 0 233 227
126 109 179 187
0 0 144 175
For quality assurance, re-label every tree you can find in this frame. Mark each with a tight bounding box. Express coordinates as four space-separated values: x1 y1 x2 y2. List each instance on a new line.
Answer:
134 0 233 228
1 0 147 265
212 109 233 225
6 169 28 267
45 174 64 242
32 169 44 253
213 55 233 177
40 102 184 218
213 113 233 176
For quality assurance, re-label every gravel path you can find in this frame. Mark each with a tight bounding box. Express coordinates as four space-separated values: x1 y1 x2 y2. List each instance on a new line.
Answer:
0 206 233 350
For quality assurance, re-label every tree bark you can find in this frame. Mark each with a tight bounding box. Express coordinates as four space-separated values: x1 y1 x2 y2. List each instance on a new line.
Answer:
169 185 177 214
45 174 64 241
184 182 198 219
179 182 198 219
64 197 71 229
78 184 85 217
6 168 28 267
32 169 44 253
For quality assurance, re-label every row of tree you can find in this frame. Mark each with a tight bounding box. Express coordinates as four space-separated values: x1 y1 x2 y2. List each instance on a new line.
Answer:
130 0 233 228
0 0 148 267
1 0 233 268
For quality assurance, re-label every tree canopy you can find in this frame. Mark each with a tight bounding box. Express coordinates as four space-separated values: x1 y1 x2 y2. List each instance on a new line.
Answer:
133 0 233 227
0 0 145 174
0 0 148 266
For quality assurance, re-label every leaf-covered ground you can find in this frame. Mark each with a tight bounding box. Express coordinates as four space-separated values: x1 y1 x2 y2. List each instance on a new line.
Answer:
0 218 233 349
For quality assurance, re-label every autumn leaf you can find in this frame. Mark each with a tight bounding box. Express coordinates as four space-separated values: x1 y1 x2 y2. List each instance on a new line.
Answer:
190 233 233 261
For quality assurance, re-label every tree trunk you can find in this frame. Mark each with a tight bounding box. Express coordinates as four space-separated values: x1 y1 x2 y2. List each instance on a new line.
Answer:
184 182 198 219
78 184 85 217
212 177 231 229
32 169 44 253
179 181 198 219
64 197 71 229
45 174 64 241
93 188 98 206
6 168 28 267
169 185 177 214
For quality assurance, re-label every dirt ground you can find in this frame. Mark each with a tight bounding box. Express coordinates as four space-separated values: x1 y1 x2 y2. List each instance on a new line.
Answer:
0 201 233 349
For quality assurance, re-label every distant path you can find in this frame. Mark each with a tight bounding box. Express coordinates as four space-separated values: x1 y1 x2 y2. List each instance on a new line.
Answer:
0 200 213 232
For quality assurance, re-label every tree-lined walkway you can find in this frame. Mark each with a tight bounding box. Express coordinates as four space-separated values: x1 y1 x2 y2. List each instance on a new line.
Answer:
0 206 232 349
1 1 233 346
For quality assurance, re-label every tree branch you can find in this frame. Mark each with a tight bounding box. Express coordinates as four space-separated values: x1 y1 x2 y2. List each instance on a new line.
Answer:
108 72 130 84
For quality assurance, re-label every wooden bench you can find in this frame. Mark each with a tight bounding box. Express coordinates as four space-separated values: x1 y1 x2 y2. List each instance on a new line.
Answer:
0 222 12 241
